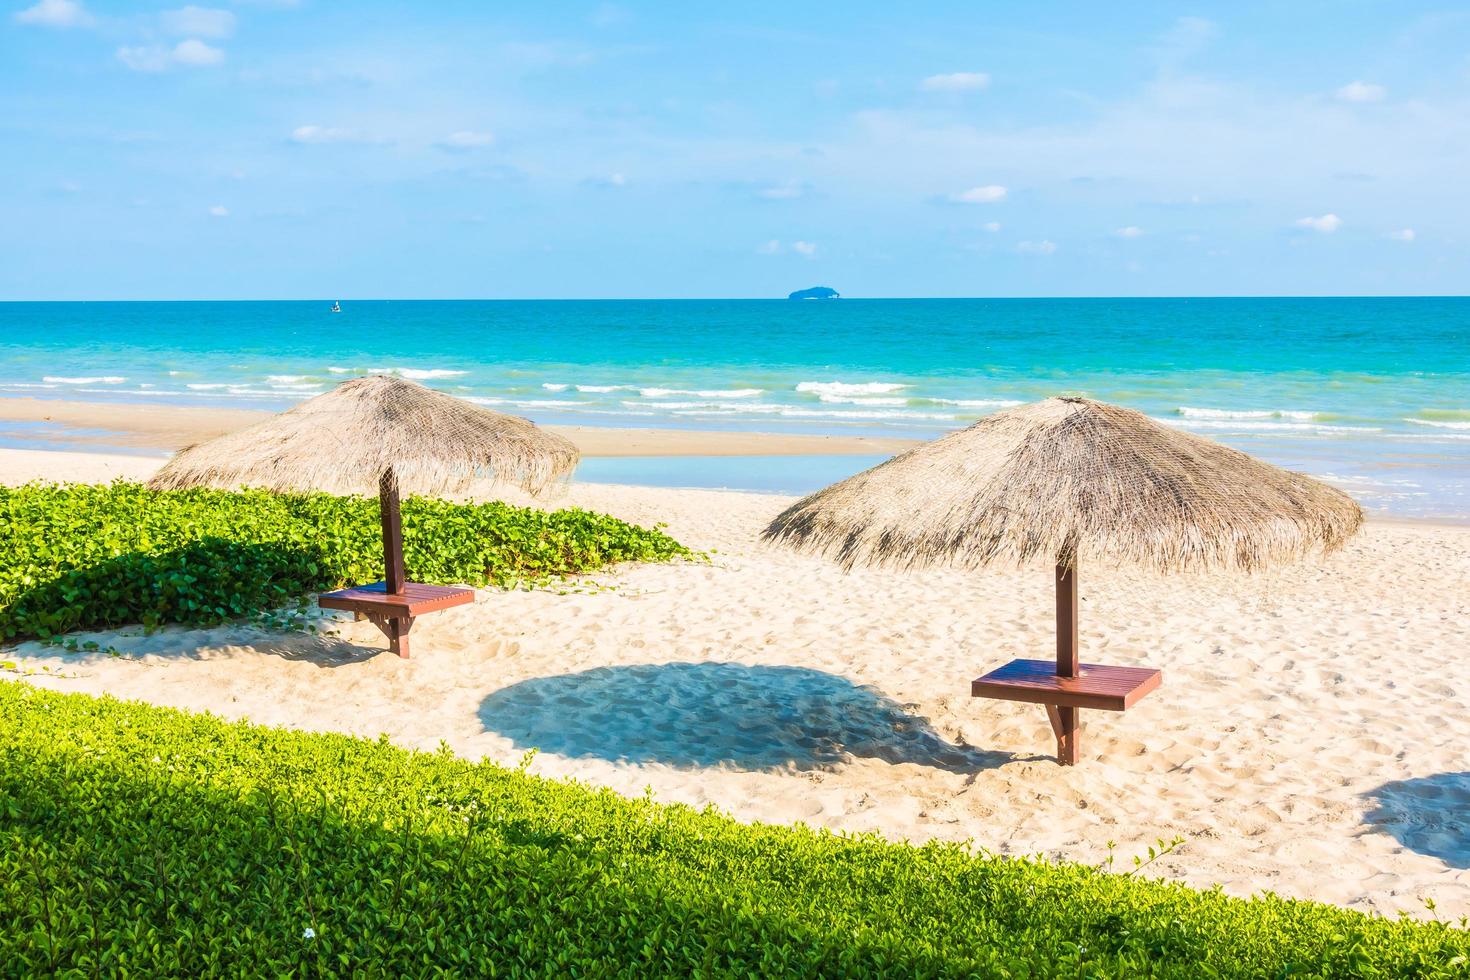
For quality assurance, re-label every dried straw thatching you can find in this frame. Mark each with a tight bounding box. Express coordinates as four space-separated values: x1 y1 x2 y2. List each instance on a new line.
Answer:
764 397 1363 574
148 375 579 497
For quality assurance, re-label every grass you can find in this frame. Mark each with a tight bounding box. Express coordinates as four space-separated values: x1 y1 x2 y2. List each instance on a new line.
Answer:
0 480 690 641
2 682 1465 977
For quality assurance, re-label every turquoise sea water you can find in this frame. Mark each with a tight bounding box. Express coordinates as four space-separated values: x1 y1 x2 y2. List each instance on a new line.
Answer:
0 299 1466 516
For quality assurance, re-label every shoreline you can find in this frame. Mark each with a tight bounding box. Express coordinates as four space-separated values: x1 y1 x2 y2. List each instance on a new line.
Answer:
0 396 919 458
0 446 1464 530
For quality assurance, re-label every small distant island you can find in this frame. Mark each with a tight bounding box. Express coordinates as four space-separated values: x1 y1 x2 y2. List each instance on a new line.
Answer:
787 286 840 300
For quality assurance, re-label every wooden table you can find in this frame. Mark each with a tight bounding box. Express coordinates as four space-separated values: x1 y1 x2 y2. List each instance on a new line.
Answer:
318 581 474 658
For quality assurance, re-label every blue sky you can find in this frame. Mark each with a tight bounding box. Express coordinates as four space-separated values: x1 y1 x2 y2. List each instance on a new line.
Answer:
4 1 1469 299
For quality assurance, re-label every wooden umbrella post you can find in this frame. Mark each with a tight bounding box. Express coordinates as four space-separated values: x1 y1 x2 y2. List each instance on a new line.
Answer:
377 467 411 658
1050 560 1081 765
379 467 406 595
972 552 1158 766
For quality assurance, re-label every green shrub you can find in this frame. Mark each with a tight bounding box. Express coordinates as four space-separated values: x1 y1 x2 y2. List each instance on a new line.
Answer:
0 481 689 640
1 683 1464 977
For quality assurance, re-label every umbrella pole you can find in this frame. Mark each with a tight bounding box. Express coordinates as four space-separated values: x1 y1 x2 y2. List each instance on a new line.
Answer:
377 468 410 658
379 467 406 596
1052 561 1080 765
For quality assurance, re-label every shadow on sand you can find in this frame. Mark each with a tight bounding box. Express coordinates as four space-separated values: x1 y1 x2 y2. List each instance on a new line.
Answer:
479 661 1015 773
1362 772 1470 869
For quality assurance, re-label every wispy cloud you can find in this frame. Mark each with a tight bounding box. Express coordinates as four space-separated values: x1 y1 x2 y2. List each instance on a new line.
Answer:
208 204 229 217
584 172 628 188
949 184 1007 204
1335 81 1386 103
118 39 224 71
792 240 817 256
983 221 1001 232
161 6 236 38
921 71 989 92
756 239 782 255
289 124 366 144
1115 226 1144 238
1017 239 1057 255
1386 228 1415 242
1294 213 1342 233
438 130 495 150
756 181 806 200
14 0 93 27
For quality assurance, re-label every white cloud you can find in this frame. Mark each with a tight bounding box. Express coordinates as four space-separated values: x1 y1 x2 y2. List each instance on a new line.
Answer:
116 46 171 71
1294 213 1342 233
1387 228 1415 242
441 130 495 149
757 182 804 200
584 172 627 187
208 204 229 217
756 239 782 255
118 39 224 71
792 240 817 256
1336 81 1386 104
290 125 359 144
950 184 1007 204
14 0 93 27
172 38 224 66
160 6 235 38
1017 239 1057 255
1115 226 1144 238
921 71 990 92
983 221 1001 232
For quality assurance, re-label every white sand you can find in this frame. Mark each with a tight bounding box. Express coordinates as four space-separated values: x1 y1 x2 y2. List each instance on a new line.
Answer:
5 448 1469 920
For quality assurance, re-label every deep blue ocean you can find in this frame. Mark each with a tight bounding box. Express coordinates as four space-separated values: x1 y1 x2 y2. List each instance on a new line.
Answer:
1 298 1466 517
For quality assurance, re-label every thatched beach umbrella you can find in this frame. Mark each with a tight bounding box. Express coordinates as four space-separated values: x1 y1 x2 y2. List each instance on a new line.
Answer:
149 374 579 655
763 396 1363 764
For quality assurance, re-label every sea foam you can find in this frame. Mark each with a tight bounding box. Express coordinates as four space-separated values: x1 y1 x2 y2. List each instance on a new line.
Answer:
1177 406 1318 421
796 381 909 397
640 387 763 399
364 367 468 380
44 375 125 385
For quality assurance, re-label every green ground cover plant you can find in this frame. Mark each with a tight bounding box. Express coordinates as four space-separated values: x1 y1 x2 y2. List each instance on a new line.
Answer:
0 481 689 641
2 683 1465 977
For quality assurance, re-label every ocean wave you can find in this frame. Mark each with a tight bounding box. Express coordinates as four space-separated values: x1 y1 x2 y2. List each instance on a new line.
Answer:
817 395 910 406
266 374 310 383
1167 419 1379 434
1405 417 1470 431
640 387 764 399
364 367 468 380
929 398 1024 409
574 384 630 393
327 367 354 374
542 383 570 392
43 375 125 385
796 381 910 397
185 383 232 390
1177 406 1318 421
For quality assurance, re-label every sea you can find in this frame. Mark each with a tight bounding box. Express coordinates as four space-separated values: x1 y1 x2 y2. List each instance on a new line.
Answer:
1 298 1466 519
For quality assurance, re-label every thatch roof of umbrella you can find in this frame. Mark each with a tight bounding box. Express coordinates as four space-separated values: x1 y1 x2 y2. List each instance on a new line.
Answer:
148 374 579 497
763 396 1363 575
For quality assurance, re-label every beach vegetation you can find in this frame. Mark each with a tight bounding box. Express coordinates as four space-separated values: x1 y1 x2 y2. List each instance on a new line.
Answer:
0 481 689 641
1 683 1465 976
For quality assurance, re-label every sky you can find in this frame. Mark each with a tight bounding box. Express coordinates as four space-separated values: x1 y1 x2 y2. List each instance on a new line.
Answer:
4 1 1470 299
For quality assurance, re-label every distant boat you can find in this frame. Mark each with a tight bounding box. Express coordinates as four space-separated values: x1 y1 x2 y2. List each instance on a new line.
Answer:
330 301 342 313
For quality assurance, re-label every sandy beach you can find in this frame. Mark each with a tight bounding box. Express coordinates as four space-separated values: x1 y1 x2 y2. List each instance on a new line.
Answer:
3 444 1467 921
